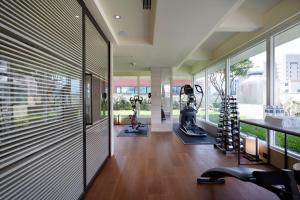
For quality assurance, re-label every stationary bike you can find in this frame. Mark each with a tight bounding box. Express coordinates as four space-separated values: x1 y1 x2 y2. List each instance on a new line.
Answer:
125 95 144 133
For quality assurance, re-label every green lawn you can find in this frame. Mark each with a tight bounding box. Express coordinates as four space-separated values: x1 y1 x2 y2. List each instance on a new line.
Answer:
240 122 267 140
275 132 300 154
208 112 219 124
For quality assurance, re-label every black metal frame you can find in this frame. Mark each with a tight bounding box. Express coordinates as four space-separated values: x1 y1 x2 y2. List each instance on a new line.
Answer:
81 4 87 191
77 0 112 197
238 119 300 168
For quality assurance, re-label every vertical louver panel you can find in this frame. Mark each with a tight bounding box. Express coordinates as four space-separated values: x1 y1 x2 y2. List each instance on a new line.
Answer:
0 0 83 199
86 119 109 183
85 16 108 80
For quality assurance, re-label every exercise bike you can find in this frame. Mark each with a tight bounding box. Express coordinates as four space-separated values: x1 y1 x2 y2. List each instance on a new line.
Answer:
197 163 300 200
125 95 144 133
179 84 207 136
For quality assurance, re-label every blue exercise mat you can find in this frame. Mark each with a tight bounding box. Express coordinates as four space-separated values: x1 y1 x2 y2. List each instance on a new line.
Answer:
173 124 216 145
117 125 149 137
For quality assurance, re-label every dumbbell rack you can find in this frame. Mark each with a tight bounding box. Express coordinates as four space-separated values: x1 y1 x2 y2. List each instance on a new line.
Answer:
229 96 243 152
214 96 243 154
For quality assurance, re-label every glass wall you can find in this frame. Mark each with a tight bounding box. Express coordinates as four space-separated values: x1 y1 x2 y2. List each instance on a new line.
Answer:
139 76 151 116
172 73 192 117
193 22 300 156
207 62 225 124
274 24 300 153
194 71 206 120
113 76 138 116
113 75 151 118
230 42 267 140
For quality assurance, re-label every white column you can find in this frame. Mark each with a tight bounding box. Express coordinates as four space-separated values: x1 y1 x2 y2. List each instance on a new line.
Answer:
151 67 172 132
151 68 162 131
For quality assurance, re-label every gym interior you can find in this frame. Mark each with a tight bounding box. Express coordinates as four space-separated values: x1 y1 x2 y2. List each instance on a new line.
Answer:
1 0 300 200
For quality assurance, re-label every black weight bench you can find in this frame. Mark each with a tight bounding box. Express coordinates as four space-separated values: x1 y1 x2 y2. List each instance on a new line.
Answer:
198 166 300 200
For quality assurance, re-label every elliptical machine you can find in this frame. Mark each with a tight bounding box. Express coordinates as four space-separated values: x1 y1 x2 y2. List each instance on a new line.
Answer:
125 95 144 133
179 84 207 136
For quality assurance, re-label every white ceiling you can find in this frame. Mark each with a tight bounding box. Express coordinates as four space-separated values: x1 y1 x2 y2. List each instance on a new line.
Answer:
182 0 281 67
97 0 155 45
200 32 235 53
85 0 282 71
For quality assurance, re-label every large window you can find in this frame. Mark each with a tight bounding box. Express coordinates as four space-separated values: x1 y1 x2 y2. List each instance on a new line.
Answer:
274 24 300 153
194 71 206 120
193 21 300 157
207 62 225 124
139 76 151 116
113 76 138 116
230 42 267 140
113 76 151 117
172 73 192 117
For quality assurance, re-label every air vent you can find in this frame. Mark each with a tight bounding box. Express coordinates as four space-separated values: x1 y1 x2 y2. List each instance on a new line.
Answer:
143 0 151 9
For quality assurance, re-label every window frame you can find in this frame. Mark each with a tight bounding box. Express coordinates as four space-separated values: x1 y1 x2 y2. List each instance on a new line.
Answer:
193 18 300 158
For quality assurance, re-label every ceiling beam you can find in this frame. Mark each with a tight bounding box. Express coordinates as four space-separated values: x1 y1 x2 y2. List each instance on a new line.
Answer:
216 8 263 32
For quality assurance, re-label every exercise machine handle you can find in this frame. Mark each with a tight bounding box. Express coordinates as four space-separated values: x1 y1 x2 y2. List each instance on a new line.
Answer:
129 97 135 104
195 85 204 112
179 86 185 111
134 95 143 104
195 84 203 94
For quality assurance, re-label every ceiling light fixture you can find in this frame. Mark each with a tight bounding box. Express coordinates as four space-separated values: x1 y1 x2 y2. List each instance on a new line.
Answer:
114 15 121 19
75 15 80 18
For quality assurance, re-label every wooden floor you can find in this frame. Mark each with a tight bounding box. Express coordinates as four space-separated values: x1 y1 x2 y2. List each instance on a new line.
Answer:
85 126 279 200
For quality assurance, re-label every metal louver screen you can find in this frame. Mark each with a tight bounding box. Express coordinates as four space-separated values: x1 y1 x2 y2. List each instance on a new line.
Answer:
85 15 110 185
86 16 108 80
86 119 109 183
0 0 84 199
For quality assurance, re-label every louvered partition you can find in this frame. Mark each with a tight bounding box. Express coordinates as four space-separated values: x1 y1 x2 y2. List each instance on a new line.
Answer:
0 0 84 199
86 120 109 183
85 15 110 185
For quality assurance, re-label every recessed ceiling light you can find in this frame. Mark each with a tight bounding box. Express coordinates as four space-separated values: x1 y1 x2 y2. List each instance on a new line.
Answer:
114 15 121 19
75 15 80 18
